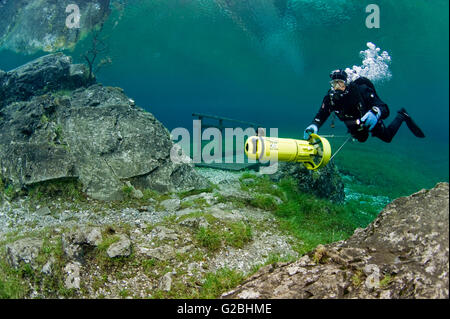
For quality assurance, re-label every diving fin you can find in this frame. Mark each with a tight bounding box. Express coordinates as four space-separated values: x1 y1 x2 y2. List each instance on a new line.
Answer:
398 108 425 138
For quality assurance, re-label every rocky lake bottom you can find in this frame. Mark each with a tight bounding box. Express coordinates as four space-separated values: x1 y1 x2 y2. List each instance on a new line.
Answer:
0 168 302 298
2 166 447 299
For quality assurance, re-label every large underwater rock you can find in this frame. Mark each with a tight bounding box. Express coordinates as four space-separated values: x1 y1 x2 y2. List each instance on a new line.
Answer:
0 53 89 108
223 182 449 299
0 0 110 53
0 53 210 200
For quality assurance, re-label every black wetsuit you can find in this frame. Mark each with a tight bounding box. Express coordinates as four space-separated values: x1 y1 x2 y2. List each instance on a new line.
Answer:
311 78 404 143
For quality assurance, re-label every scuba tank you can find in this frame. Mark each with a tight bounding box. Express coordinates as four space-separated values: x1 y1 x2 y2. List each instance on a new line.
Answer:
352 77 378 97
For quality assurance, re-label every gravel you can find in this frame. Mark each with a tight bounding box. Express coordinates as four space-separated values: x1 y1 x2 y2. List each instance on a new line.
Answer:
195 167 245 184
0 197 174 240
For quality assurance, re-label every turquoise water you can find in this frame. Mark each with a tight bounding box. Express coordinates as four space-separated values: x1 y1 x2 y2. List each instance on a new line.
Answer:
1 0 448 197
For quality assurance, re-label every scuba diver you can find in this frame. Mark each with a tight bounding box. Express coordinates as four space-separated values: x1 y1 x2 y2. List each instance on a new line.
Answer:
303 69 425 143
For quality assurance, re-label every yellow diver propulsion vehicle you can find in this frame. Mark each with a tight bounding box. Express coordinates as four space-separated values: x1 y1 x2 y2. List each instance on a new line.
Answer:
244 133 332 170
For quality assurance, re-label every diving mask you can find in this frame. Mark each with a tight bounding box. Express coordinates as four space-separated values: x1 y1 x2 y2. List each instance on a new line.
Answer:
330 79 346 90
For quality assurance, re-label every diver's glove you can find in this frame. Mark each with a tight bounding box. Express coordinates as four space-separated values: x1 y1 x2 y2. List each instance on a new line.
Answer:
303 124 318 140
361 107 381 131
